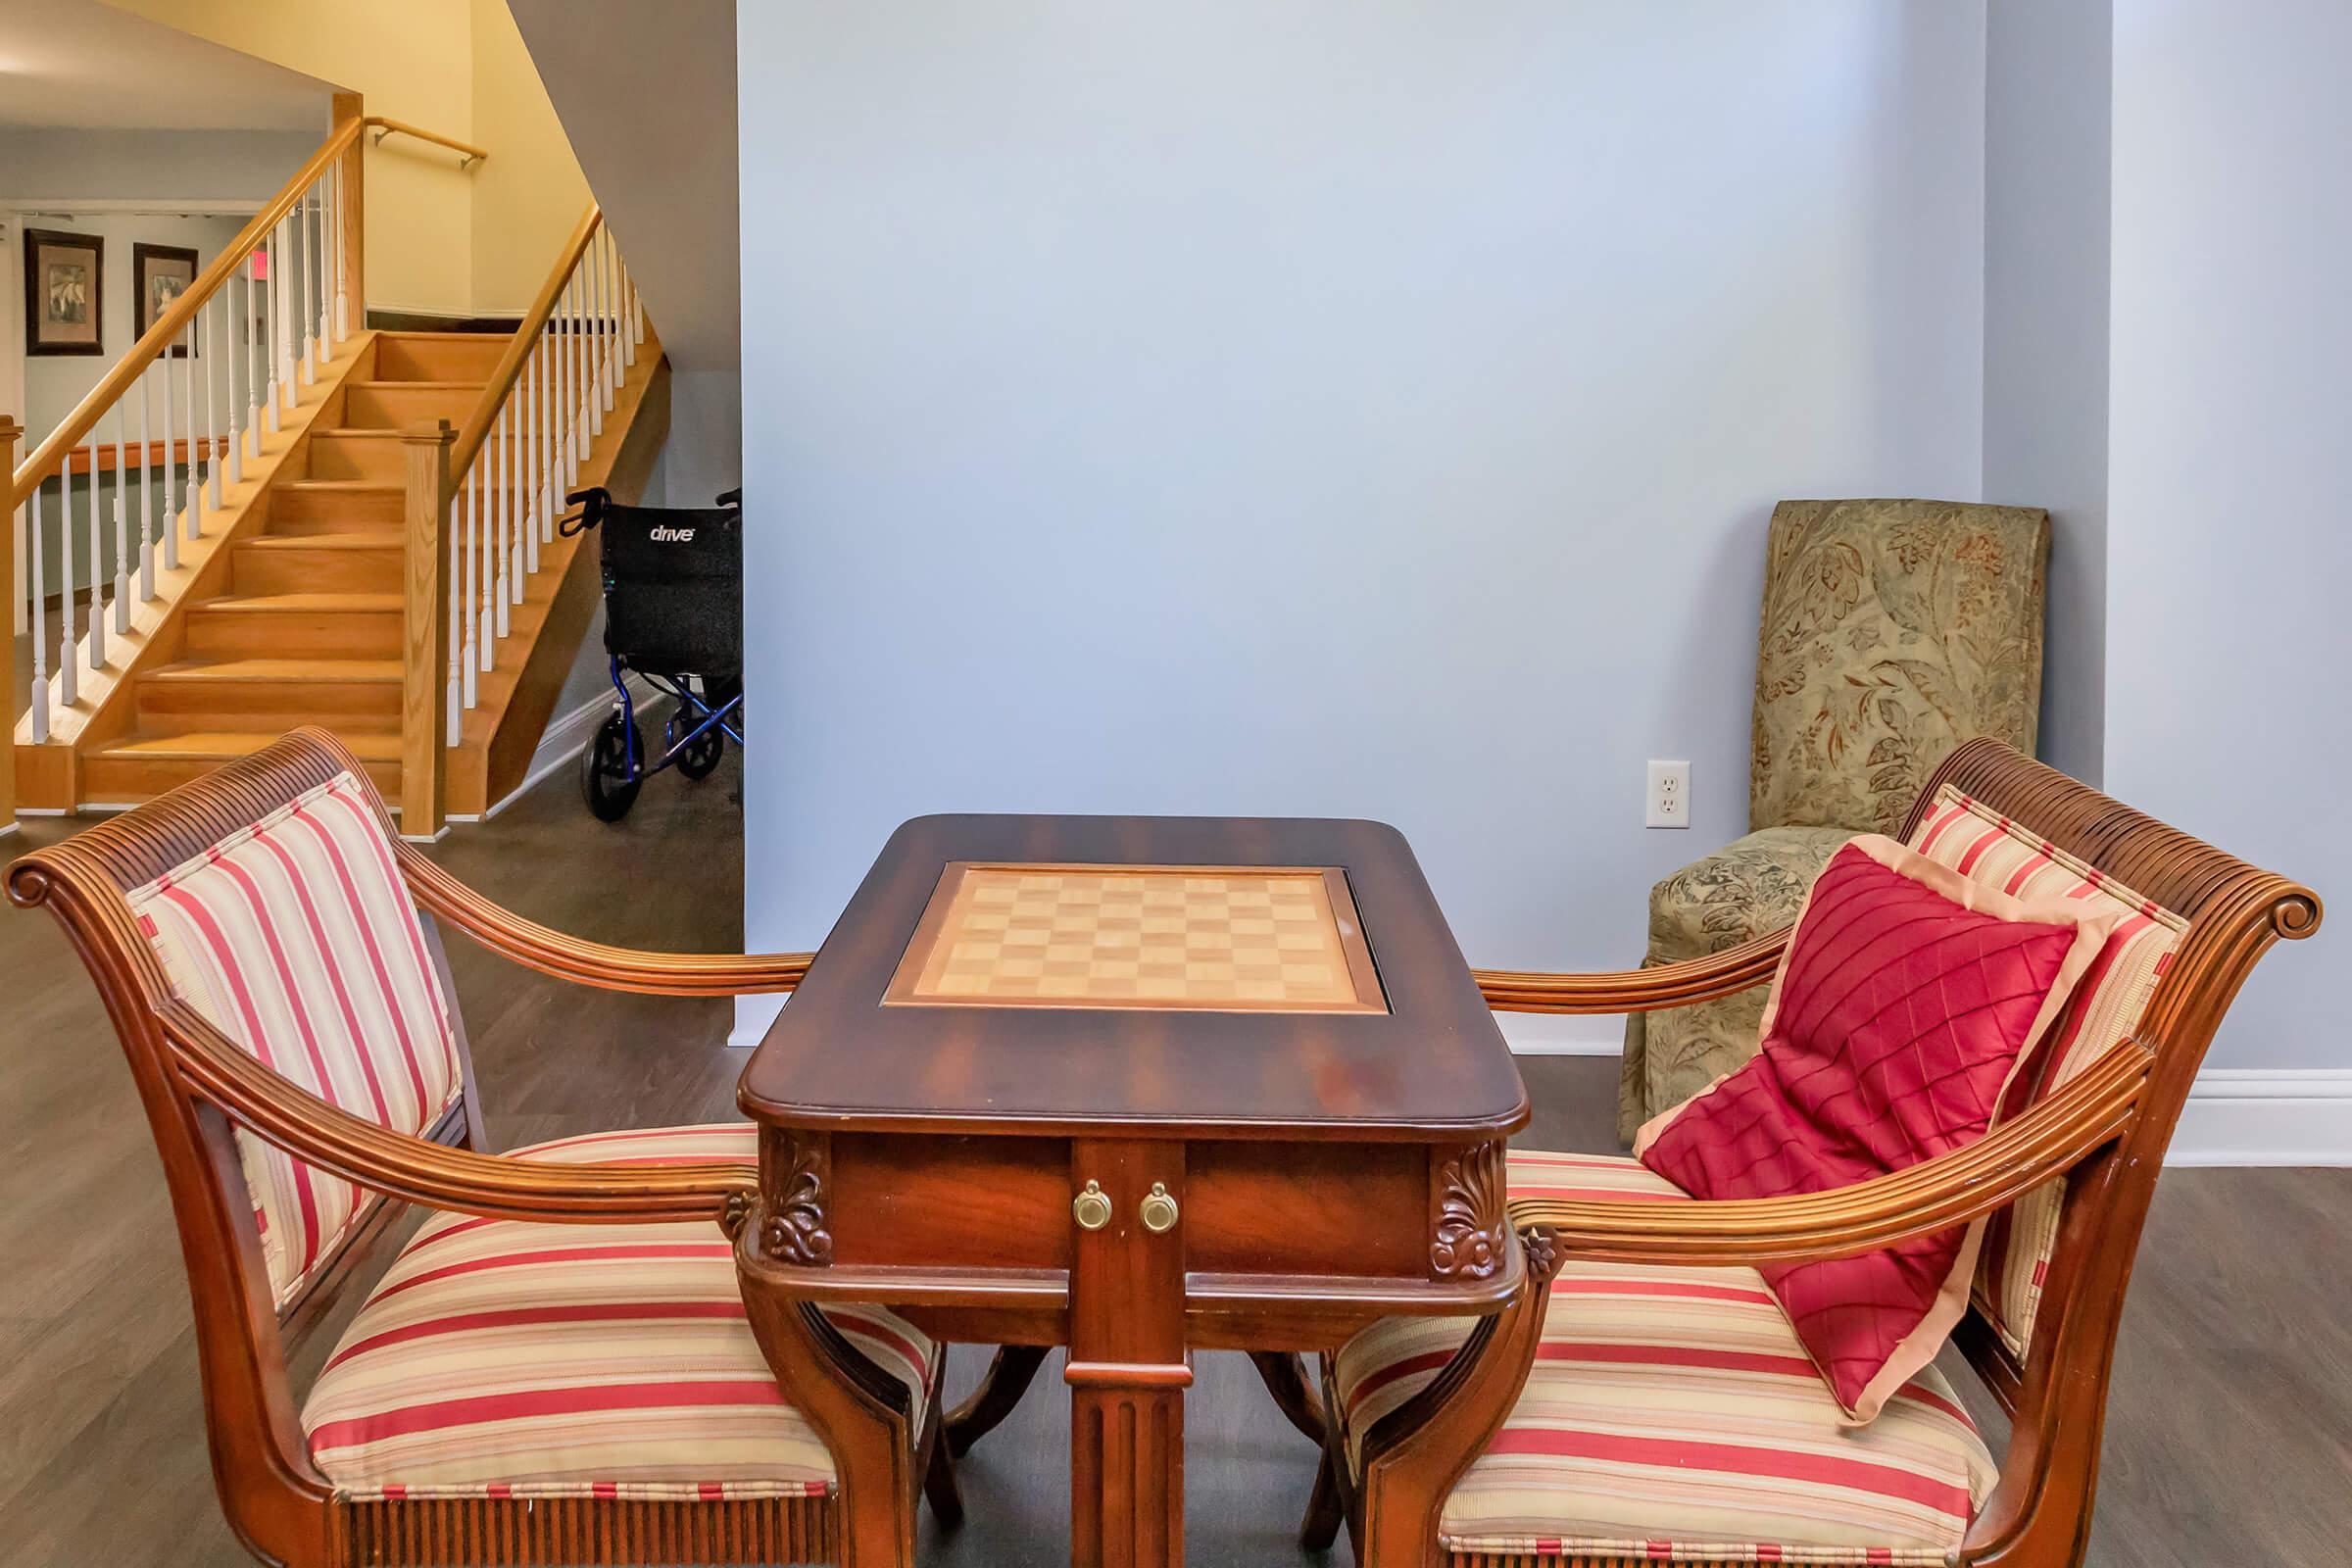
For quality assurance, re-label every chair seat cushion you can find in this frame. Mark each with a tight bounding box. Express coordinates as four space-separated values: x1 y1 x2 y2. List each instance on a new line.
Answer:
1336 1152 1998 1567
303 1123 935 1502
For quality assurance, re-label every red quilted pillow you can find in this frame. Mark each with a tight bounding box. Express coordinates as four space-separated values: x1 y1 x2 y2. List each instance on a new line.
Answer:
1636 835 2119 1423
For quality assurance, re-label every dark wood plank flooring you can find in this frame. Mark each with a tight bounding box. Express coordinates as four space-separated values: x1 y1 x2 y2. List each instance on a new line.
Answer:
1 756 2345 1565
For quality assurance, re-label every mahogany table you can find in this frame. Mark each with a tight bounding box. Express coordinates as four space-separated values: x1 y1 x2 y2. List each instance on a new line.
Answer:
734 814 1531 1568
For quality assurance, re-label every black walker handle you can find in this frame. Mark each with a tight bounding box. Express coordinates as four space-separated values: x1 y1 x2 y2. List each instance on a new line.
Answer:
560 486 610 537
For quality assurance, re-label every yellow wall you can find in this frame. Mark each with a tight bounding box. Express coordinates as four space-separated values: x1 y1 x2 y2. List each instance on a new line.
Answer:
468 0 591 313
109 0 587 317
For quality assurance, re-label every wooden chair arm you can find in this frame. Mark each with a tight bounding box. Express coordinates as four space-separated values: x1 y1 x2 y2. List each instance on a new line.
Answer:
162 1002 754 1225
396 843 811 997
1473 928 1788 1013
1507 1042 2150 1264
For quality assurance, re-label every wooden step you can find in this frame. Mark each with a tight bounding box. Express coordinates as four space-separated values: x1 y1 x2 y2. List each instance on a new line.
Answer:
234 531 405 595
342 381 486 428
83 728 402 806
184 592 403 659
136 658 404 729
271 480 405 531
373 332 509 383
301 430 405 482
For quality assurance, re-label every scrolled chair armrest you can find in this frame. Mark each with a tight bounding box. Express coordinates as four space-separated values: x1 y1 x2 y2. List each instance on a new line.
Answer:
1473 927 1789 1013
162 1002 755 1226
395 842 811 997
1506 1041 2151 1265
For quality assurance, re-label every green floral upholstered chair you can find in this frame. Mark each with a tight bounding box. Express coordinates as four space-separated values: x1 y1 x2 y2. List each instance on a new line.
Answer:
1617 498 2050 1141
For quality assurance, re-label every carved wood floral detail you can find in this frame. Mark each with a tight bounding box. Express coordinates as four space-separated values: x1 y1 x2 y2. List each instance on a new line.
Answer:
761 1131 833 1266
1429 1140 1509 1280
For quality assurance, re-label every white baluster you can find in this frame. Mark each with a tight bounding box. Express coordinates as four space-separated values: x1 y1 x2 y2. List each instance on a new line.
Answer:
518 356 537 575
315 177 334 364
296 194 317 387
509 395 525 600
27 481 48 740
539 327 557 541
202 300 220 509
462 460 479 703
113 403 130 634
138 366 156 599
333 160 351 343
476 455 494 674
58 457 78 707
620 256 638 368
249 254 268 451
275 220 296 415
83 438 107 673
184 320 203 540
225 278 244 486
588 248 608 442
608 237 623 396
630 255 645 348
447 446 464 735
161 343 180 573
492 400 511 638
601 236 618 409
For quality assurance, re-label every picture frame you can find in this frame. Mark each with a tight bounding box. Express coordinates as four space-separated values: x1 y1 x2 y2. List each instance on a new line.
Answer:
134 242 201 356
24 227 105 357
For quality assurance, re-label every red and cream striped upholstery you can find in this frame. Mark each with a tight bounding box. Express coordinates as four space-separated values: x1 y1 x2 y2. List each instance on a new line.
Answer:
303 1124 938 1501
1337 1152 1997 1566
123 770 464 1306
1906 787 2186 1354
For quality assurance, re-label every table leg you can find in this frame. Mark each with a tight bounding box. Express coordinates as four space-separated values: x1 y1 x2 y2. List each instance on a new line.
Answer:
945 1344 1053 1456
1067 1140 1189 1568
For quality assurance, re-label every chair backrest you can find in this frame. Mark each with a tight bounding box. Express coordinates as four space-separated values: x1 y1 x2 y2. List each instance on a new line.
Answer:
1751 500 2050 836
5 731 483 1543
1891 739 2319 1563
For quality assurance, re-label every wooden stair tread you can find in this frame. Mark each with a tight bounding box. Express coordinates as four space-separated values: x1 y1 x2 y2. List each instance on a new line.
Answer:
241 530 405 551
277 478 402 493
342 380 487 391
193 592 403 613
93 729 402 761
145 659 404 684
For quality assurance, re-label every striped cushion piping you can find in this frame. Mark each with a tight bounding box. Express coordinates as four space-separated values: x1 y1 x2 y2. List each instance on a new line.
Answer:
303 1123 939 1503
124 770 464 1307
1338 1152 1996 1567
1907 787 2185 1355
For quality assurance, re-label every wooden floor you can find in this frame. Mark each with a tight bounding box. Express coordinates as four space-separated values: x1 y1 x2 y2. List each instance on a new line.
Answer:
1 757 2345 1566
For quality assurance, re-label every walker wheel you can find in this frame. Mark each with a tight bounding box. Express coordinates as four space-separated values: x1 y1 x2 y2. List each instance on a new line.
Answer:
582 712 644 821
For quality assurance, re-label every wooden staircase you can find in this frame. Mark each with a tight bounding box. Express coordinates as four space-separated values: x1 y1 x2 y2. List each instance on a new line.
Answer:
41 325 667 818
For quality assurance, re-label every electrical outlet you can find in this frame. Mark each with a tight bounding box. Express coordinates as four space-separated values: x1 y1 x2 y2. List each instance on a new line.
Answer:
1646 760 1690 828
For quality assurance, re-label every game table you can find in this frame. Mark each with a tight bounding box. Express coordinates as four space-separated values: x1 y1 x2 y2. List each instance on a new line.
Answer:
735 813 1533 1567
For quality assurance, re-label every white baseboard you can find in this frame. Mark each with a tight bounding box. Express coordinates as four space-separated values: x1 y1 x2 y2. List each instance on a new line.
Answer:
447 673 658 824
1496 1019 2352 1166
1494 1013 1622 1056
2167 1069 2352 1167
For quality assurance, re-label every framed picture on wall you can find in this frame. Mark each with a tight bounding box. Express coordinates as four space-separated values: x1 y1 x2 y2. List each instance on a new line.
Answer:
134 242 201 355
24 227 105 357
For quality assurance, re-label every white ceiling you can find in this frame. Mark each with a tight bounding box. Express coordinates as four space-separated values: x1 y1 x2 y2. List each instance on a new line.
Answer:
509 0 738 370
0 0 333 130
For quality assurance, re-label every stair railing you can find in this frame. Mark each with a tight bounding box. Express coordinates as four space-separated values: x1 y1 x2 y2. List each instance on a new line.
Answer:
401 205 642 834
7 105 367 746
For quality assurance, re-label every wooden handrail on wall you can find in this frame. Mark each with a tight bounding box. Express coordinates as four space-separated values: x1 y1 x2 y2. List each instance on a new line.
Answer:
368 117 490 170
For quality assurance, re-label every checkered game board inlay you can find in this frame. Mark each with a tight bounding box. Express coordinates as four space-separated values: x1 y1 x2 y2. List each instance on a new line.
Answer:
886 862 1388 1013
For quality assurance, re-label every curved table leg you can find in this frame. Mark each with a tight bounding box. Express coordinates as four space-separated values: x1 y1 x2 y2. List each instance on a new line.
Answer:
944 1344 1053 1457
1351 1228 1560 1568
1248 1349 1328 1446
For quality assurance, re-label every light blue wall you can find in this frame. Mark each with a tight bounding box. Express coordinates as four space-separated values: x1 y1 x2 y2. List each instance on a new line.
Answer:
733 2 1988 1034
1983 0 2111 786
2107 0 2350 1070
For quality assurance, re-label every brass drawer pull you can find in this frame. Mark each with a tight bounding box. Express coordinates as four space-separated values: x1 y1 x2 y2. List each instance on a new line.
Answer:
1073 1180 1113 1231
1139 1182 1179 1234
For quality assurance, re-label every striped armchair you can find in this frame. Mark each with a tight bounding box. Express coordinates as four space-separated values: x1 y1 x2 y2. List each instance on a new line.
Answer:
7 730 957 1567
1327 741 2320 1568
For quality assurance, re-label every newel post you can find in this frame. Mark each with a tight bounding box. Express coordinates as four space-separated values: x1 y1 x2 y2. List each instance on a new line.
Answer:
332 92 365 336
1 416 18 834
400 420 455 839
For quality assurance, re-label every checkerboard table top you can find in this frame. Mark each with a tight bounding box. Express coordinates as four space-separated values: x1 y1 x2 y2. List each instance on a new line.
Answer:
740 814 1526 1140
887 863 1387 1013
